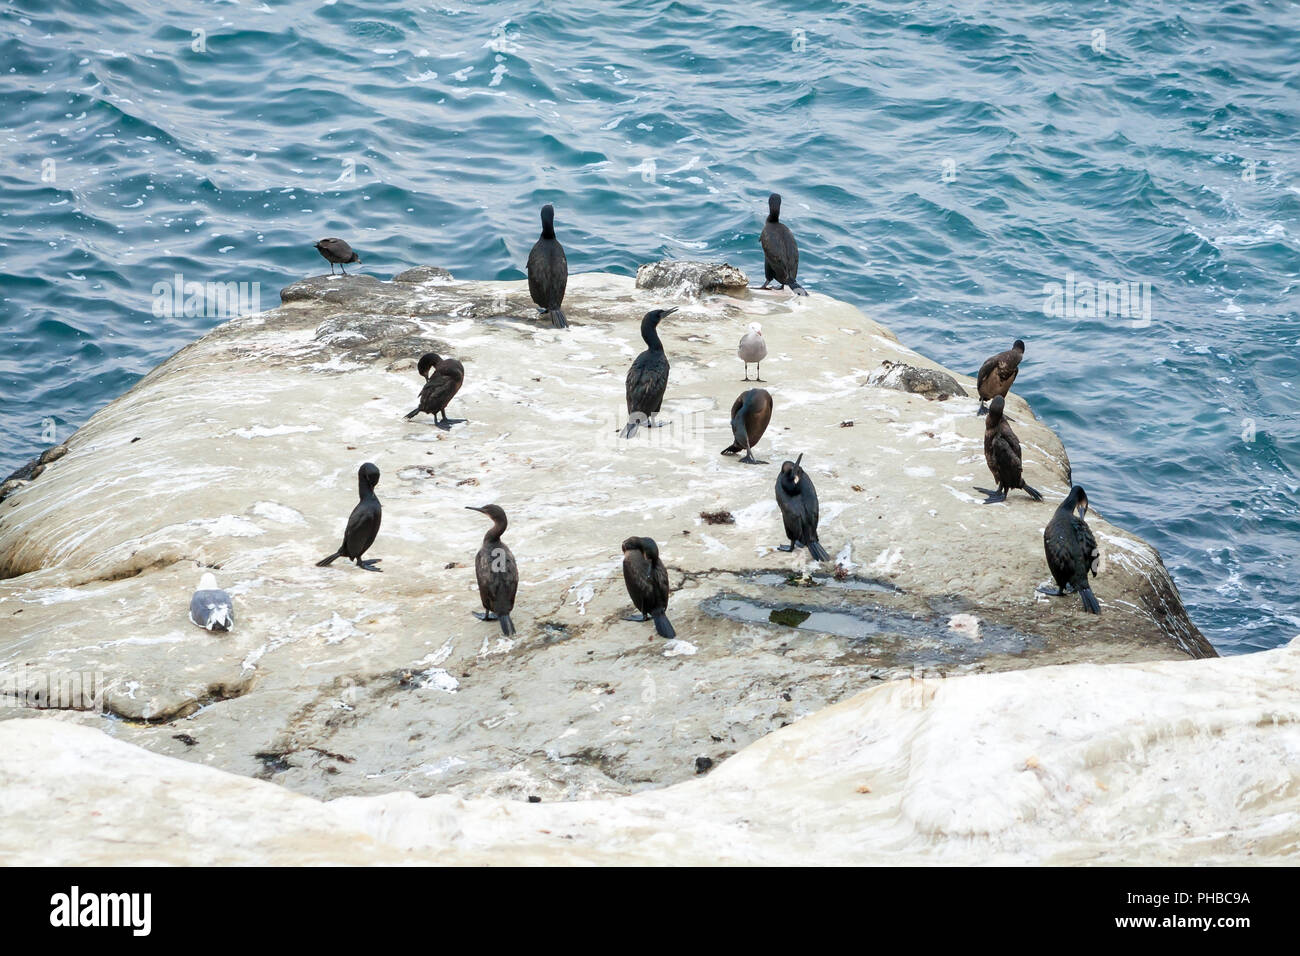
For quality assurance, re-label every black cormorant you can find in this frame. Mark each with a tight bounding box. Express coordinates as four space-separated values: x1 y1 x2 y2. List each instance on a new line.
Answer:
976 395 1042 503
776 454 831 560
404 351 466 428
526 204 568 328
1041 484 1101 613
976 339 1024 414
468 504 517 636
621 536 675 638
759 193 807 295
721 388 773 464
317 462 382 571
621 308 676 438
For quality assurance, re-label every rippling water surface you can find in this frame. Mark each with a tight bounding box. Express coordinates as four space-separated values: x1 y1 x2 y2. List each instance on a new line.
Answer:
2 0 1297 653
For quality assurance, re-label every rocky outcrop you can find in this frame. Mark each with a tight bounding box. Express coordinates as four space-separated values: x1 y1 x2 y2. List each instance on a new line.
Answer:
0 268 1213 808
1 636 1292 865
634 260 750 296
865 360 968 401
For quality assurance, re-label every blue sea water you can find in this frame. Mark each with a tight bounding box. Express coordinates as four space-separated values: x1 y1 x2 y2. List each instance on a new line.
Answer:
0 0 1297 654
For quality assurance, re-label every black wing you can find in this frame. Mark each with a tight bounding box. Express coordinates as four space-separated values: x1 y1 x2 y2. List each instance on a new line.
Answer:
626 351 669 416
761 222 799 283
527 238 568 310
343 499 381 560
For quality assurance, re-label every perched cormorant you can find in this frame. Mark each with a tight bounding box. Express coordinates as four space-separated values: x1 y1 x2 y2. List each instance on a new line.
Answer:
721 387 773 464
759 193 807 295
976 395 1042 503
317 462 382 571
526 204 568 328
621 308 677 438
315 237 360 275
775 454 830 561
621 536 675 638
468 504 517 637
976 339 1024 414
404 351 466 428
1041 485 1101 614
188 572 233 632
738 322 767 381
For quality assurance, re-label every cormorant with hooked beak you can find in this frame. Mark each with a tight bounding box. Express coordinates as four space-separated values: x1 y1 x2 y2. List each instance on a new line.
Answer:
526 204 568 328
317 462 383 571
621 308 676 438
721 388 773 464
976 339 1024 414
759 193 807 295
621 536 675 638
468 504 517 636
976 395 1042 503
776 454 830 561
405 351 466 428
1041 485 1101 613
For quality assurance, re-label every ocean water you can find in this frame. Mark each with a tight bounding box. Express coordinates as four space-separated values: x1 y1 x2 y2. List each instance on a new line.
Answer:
1 0 1297 654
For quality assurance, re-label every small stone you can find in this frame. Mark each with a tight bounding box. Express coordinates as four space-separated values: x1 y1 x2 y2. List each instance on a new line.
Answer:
699 510 735 525
855 784 872 794
527 795 541 803
694 756 714 774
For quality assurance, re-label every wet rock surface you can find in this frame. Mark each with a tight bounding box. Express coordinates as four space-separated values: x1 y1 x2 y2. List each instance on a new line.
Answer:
635 260 750 295
866 360 969 401
0 269 1213 806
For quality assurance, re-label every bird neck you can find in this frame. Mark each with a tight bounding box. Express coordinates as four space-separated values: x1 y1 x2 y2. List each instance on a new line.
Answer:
483 517 507 543
642 319 664 352
541 220 556 240
358 476 377 500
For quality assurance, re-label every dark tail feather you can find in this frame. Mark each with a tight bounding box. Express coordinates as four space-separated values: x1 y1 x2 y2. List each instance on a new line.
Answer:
316 551 341 567
620 420 639 439
404 407 421 420
652 613 676 639
808 540 831 562
1022 483 1043 502
548 309 567 329
1080 587 1101 614
498 613 516 637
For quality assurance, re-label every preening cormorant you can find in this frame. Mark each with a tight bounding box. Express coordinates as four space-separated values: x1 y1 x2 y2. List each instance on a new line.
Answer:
315 237 360 275
1041 484 1101 613
759 193 807 295
738 322 767 381
317 462 382 571
621 536 675 638
188 572 233 632
976 395 1042 503
621 308 676 438
468 504 517 637
775 454 830 561
721 387 773 464
404 351 466 428
976 339 1024 414
526 204 568 328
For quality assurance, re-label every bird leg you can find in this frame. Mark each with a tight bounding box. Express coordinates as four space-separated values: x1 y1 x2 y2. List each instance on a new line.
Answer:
740 451 767 465
1036 583 1074 596
975 403 989 416
358 558 383 572
1021 483 1043 502
622 612 650 622
976 486 1008 504
474 611 498 622
339 264 349 275
742 364 752 382
436 414 467 430
754 363 764 382
328 262 336 275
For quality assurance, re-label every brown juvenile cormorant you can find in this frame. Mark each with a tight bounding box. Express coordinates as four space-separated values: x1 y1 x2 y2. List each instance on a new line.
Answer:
526 204 568 328
468 504 517 636
317 462 382 571
721 387 773 464
976 395 1042 503
1040 485 1101 613
621 536 675 638
775 454 831 561
976 339 1024 414
315 237 360 275
738 322 767 381
759 193 807 295
621 308 676 438
404 351 466 428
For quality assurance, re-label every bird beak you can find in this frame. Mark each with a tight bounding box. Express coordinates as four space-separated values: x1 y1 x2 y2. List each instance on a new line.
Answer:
466 506 486 514
661 308 678 318
1076 498 1088 520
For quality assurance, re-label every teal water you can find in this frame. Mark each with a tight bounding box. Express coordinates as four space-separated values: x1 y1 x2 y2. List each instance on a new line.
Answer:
1 0 1297 653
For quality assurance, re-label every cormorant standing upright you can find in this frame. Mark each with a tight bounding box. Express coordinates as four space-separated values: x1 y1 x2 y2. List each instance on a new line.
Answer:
977 395 1042 503
315 237 360 275
759 193 807 295
317 462 382 571
404 351 466 428
775 454 830 561
1041 485 1101 613
621 536 675 638
976 339 1024 414
526 204 568 328
621 308 676 438
738 322 767 381
721 388 773 464
467 504 517 636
